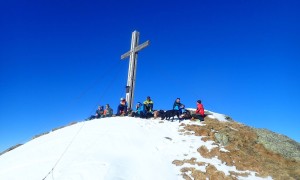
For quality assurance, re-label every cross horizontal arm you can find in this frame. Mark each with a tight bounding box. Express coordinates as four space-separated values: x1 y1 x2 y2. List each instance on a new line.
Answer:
121 51 131 60
121 40 150 60
134 40 150 53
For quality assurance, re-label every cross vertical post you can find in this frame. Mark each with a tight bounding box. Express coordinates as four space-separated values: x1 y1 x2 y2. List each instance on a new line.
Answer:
121 30 150 109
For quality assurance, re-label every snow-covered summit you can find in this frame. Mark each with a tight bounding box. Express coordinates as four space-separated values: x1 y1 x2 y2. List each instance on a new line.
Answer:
0 116 271 180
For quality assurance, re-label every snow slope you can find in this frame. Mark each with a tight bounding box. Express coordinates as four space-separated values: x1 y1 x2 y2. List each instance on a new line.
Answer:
186 108 230 122
0 117 271 180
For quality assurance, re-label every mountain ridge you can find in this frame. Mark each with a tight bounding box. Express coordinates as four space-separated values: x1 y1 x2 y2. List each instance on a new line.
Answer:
0 111 299 179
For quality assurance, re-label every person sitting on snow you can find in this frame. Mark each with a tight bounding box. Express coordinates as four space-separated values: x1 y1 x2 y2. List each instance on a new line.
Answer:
143 96 154 113
116 97 127 116
87 105 104 120
134 102 146 118
173 98 182 111
173 98 184 117
99 106 105 117
178 104 191 120
191 100 205 121
179 104 186 118
103 104 113 117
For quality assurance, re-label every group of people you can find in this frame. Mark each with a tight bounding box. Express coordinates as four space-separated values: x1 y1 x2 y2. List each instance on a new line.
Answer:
172 98 205 121
87 96 205 121
108 96 154 118
132 96 154 118
87 104 114 120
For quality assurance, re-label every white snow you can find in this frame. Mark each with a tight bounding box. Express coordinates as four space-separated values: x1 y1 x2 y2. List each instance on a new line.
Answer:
220 147 230 152
0 117 272 180
186 108 229 122
206 110 229 122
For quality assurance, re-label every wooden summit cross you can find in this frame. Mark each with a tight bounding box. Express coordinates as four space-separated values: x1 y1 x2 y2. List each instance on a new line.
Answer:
121 30 150 109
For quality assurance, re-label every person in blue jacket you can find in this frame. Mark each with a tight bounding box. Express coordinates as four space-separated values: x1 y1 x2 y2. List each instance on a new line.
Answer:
173 98 183 118
135 102 146 118
173 98 182 110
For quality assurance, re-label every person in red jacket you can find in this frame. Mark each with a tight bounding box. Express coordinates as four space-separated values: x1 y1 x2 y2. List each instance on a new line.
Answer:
191 100 205 121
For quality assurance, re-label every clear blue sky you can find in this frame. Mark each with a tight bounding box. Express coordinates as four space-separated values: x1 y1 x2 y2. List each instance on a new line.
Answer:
1 0 299 152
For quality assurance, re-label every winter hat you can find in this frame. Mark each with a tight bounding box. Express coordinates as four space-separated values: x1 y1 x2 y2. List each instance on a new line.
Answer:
120 97 125 101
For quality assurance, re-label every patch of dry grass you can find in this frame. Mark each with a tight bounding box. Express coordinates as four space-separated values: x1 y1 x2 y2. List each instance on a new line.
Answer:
0 144 23 156
176 161 236 180
32 132 49 140
52 121 78 132
172 158 206 167
182 117 300 179
172 156 237 179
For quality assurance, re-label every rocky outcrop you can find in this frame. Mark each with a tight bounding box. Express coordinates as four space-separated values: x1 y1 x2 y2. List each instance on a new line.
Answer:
254 128 300 161
214 132 229 146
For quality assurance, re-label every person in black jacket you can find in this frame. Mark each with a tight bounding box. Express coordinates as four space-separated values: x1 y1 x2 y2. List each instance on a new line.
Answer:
116 97 128 116
87 106 104 120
